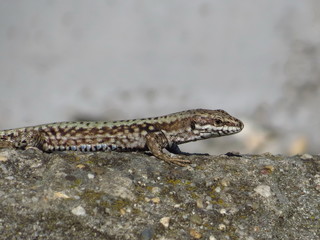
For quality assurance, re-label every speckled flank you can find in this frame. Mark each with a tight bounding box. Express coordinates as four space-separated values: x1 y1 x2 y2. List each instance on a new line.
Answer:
0 109 244 166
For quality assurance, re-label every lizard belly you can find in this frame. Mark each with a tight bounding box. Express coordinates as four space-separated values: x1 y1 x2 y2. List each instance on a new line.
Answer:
42 130 148 152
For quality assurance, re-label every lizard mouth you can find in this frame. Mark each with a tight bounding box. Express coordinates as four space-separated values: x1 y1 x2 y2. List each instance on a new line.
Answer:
197 125 242 139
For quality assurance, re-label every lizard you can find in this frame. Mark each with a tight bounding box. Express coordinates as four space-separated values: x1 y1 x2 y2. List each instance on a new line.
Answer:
0 109 244 166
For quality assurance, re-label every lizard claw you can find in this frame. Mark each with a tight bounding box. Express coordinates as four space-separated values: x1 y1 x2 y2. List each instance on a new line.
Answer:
162 155 192 166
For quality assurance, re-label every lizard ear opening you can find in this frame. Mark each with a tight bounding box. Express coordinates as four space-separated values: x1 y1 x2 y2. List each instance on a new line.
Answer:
190 120 196 130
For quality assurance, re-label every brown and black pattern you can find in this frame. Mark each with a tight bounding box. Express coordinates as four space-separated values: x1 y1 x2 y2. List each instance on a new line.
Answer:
0 109 244 166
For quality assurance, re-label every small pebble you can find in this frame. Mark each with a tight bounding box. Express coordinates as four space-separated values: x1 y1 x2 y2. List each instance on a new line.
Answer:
205 181 213 187
301 153 313 160
54 192 70 199
0 155 8 162
196 198 204 208
189 229 202 239
190 214 202 225
206 204 213 210
261 165 275 174
220 179 229 187
71 206 86 216
223 219 230 225
76 164 85 169
141 227 154 240
218 223 226 230
160 217 170 228
151 197 160 204
119 208 126 215
88 173 95 179
254 185 271 198
220 208 227 215
205 196 212 201
151 187 161 194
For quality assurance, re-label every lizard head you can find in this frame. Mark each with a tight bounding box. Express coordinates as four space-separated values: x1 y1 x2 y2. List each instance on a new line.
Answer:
189 109 244 139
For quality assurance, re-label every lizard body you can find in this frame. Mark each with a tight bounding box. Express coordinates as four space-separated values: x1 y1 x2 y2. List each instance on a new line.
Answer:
0 109 244 166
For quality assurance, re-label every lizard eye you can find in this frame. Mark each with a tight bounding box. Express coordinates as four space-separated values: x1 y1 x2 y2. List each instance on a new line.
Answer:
214 119 223 125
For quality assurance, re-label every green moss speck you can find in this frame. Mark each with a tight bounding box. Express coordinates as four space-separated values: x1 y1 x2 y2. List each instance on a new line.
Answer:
190 192 199 199
166 179 182 185
146 186 153 191
64 154 81 162
80 190 104 204
186 185 197 192
69 179 82 189
211 198 226 206
84 160 95 164
111 199 131 211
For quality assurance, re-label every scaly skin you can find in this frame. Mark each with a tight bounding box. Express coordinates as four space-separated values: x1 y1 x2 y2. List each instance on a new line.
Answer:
0 109 244 166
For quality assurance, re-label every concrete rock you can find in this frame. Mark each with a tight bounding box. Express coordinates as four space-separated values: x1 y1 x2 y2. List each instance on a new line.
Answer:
0 150 319 239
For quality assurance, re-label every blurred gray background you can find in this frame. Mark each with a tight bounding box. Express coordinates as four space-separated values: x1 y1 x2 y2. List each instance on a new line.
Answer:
0 0 319 155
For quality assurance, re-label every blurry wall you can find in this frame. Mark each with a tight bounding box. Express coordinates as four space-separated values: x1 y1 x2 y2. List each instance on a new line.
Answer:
0 1 319 155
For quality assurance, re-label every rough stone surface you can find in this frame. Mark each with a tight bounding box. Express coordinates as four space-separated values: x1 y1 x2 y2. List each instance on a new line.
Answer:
0 149 319 240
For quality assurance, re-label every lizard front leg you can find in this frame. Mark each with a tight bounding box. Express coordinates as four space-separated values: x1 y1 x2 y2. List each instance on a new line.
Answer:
145 131 191 166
